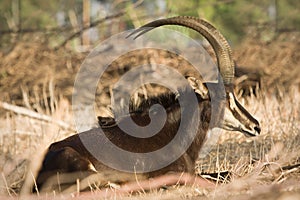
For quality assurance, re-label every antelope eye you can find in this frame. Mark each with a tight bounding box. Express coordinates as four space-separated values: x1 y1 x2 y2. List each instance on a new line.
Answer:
149 104 163 116
149 107 158 116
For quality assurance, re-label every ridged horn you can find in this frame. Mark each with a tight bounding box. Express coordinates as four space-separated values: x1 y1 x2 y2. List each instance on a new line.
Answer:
127 16 235 85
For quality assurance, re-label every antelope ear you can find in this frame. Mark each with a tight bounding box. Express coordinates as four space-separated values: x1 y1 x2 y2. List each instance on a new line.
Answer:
97 116 117 128
187 76 209 99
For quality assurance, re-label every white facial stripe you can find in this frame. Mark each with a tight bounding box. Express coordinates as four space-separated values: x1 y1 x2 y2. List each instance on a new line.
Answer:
229 92 249 124
223 93 248 132
223 106 243 130
229 92 237 110
88 163 97 172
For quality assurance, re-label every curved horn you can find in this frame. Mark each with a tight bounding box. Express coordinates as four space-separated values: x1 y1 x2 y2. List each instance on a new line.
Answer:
127 16 234 85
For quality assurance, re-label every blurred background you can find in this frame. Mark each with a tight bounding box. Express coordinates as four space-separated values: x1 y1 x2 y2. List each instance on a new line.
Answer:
1 0 299 47
0 0 299 102
0 0 299 103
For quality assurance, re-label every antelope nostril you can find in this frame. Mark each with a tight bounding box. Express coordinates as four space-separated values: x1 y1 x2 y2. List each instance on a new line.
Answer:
254 126 261 134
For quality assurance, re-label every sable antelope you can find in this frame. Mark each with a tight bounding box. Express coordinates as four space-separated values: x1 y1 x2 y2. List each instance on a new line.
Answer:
34 16 261 193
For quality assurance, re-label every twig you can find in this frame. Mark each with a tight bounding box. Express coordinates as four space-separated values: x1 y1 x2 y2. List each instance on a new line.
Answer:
55 13 123 49
74 173 214 199
55 0 144 50
0 101 74 131
1 173 11 196
282 163 300 171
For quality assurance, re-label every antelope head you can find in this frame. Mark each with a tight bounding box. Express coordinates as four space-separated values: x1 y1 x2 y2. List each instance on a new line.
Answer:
128 16 261 137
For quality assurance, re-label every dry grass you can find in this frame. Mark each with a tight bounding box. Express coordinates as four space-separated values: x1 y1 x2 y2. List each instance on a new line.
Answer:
0 83 74 196
0 37 299 199
0 84 299 199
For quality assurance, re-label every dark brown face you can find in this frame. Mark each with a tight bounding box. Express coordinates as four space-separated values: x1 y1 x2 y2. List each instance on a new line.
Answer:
221 88 261 137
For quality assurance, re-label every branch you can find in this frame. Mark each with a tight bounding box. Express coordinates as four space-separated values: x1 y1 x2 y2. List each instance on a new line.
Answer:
55 0 144 50
55 12 125 50
0 101 74 131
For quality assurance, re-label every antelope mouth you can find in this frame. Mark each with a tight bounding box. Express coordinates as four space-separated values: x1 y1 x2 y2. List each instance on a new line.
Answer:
241 130 258 137
240 126 261 137
222 125 260 137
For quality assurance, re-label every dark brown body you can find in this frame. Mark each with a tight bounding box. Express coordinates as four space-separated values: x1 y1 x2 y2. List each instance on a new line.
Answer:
36 90 212 190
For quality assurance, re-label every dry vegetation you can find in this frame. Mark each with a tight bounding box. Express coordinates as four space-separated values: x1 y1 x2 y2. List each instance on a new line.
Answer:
0 33 299 199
